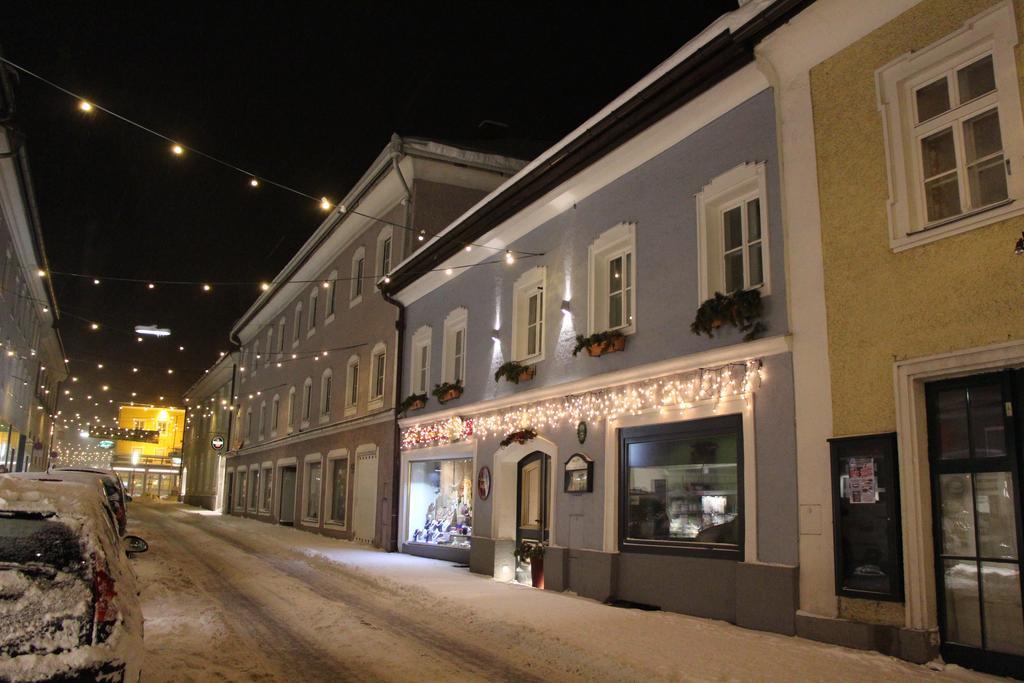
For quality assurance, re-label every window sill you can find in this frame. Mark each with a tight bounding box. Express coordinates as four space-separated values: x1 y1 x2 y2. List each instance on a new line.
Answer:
300 420 310 430
307 328 316 339
300 517 320 526
324 520 348 531
892 198 1023 252
325 314 335 325
619 540 743 560
344 406 357 417
349 296 363 309
319 414 330 425
292 340 300 349
368 397 384 410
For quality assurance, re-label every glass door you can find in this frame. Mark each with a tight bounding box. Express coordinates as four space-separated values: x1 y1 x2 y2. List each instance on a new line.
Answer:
927 371 1024 676
516 452 549 545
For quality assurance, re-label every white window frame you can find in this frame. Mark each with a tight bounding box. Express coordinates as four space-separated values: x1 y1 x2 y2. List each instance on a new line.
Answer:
695 162 770 302
270 393 280 437
258 400 267 440
301 377 313 428
376 227 393 291
325 269 338 323
287 386 296 433
320 368 333 423
307 288 318 337
876 1 1024 251
587 223 636 335
410 326 432 395
511 266 546 363
350 246 366 307
324 448 350 529
258 462 273 515
292 302 303 348
252 340 260 375
369 342 386 408
345 354 360 416
441 307 468 385
245 408 253 443
265 328 274 364
301 453 323 525
248 464 260 512
277 317 286 353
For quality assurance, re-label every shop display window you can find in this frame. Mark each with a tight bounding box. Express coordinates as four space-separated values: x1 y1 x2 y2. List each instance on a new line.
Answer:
620 414 743 558
330 458 348 525
408 457 473 548
305 461 321 521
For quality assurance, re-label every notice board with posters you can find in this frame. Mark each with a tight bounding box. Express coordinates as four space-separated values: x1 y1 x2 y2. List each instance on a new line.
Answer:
829 432 904 601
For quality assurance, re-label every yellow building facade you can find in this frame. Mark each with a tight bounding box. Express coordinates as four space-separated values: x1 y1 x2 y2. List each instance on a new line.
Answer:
113 404 185 499
769 0 1024 674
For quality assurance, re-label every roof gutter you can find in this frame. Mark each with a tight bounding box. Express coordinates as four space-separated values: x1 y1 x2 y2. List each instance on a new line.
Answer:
381 0 814 296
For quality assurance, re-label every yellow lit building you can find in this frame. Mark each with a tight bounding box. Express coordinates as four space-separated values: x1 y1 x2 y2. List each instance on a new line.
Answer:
112 404 185 499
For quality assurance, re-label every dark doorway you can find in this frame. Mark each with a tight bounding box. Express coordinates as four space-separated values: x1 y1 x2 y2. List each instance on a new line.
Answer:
516 452 550 546
224 472 234 514
279 466 297 526
926 370 1024 676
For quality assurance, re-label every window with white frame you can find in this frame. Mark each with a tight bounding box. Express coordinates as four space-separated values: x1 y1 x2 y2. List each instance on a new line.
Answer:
293 302 303 345
308 288 318 335
259 465 273 513
277 318 286 353
303 457 322 522
695 163 770 301
345 355 359 414
245 408 253 442
287 387 296 432
320 368 333 420
441 307 468 385
877 2 1024 249
410 326 431 395
512 267 546 362
588 223 636 334
266 328 273 363
376 228 393 285
370 343 386 404
326 270 338 319
328 452 349 526
249 466 260 510
302 377 313 426
258 401 266 440
271 394 280 436
350 246 365 305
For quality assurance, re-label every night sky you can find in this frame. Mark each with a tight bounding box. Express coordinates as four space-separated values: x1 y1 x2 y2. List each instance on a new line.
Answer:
3 0 736 424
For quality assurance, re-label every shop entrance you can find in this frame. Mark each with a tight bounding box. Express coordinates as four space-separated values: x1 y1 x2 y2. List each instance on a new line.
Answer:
926 370 1024 676
279 466 297 525
516 452 550 546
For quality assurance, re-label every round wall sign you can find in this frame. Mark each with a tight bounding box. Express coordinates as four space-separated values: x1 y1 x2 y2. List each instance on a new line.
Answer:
576 421 587 444
211 435 225 451
477 466 492 500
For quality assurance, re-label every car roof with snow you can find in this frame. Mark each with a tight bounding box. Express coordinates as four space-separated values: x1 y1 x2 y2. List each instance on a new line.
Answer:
0 476 117 540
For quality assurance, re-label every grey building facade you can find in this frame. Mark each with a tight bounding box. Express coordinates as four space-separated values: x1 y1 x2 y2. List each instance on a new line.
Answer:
220 136 524 549
384 3 803 636
181 354 235 510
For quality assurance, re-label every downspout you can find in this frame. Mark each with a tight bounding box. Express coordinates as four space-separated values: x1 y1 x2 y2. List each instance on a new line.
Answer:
385 138 412 552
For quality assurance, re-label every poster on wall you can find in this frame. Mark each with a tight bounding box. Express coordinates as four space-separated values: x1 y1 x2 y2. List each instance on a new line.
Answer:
846 457 876 504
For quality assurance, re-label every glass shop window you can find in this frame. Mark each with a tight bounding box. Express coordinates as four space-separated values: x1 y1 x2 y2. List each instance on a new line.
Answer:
620 414 743 558
408 457 473 548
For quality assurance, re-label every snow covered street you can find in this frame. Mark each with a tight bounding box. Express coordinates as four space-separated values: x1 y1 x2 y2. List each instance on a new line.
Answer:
131 502 995 682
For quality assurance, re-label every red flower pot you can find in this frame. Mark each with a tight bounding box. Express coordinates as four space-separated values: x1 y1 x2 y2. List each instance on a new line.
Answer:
530 556 544 589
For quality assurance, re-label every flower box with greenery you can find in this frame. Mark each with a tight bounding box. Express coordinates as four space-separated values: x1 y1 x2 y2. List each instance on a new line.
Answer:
572 330 626 357
494 360 536 384
398 393 427 415
690 289 766 342
500 428 537 448
513 540 546 588
432 380 463 404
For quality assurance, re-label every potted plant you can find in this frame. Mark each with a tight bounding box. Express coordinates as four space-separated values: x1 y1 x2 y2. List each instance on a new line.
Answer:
397 393 427 415
500 428 537 448
513 540 546 589
432 380 463 404
494 360 536 384
572 330 626 357
690 289 766 342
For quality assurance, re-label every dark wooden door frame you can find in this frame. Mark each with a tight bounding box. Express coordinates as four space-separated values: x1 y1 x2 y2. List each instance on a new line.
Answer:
516 451 550 546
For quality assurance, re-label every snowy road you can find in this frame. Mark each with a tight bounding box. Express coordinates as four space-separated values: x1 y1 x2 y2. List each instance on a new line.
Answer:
130 502 994 682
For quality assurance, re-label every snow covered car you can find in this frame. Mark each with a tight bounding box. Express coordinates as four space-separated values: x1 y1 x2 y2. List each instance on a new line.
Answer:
7 471 126 537
0 476 147 682
51 468 131 536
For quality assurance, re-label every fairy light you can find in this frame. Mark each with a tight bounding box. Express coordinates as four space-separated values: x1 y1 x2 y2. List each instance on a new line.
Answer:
320 197 332 211
171 143 184 156
78 100 93 112
505 250 515 264
202 284 211 292
250 178 259 187
401 359 763 450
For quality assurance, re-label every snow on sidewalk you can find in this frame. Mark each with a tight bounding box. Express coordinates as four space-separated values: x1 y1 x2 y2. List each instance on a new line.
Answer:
135 503 998 682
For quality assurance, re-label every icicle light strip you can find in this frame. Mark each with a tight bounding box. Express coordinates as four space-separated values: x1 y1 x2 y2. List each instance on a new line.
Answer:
402 358 763 450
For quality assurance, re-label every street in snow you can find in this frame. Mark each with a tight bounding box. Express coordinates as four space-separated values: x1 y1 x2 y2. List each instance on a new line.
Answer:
134 501 993 683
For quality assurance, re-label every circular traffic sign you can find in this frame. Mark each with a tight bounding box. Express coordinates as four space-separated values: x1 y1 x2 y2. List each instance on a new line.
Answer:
211 436 225 451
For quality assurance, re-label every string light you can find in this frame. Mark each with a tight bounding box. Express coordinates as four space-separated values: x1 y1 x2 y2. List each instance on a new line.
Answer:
260 283 270 291
320 197 332 211
250 178 259 188
202 284 211 292
505 250 515 264
90 323 99 330
78 100 93 112
401 360 763 450
147 283 155 289
171 144 184 156
36 269 45 277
